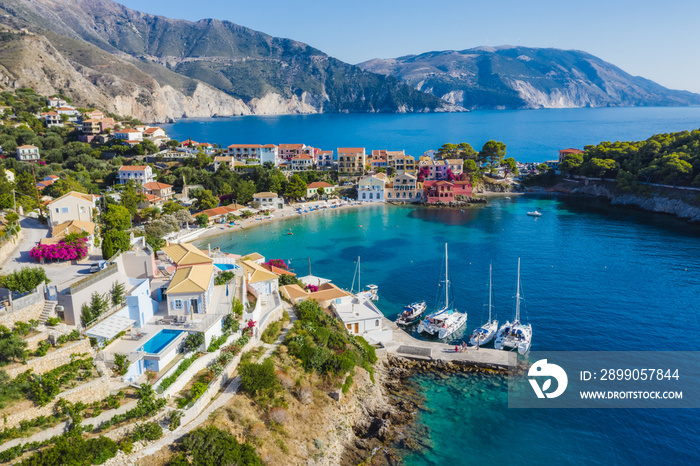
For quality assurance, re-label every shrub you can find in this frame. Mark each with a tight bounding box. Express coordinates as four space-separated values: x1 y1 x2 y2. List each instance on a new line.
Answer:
341 375 354 394
29 236 88 262
222 314 240 334
158 354 200 392
33 340 51 357
168 410 183 430
113 353 129 376
239 359 279 400
0 267 49 293
131 421 163 442
268 407 289 425
261 321 281 344
214 271 234 285
183 332 204 353
177 426 262 466
46 317 62 326
207 333 229 352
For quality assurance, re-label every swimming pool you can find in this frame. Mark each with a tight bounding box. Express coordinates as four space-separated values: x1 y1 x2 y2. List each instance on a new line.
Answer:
139 329 184 354
215 263 235 271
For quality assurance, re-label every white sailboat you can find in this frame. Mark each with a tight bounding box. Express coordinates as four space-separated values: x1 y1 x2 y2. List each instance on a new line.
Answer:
351 256 379 301
469 263 499 347
494 258 532 354
416 244 468 339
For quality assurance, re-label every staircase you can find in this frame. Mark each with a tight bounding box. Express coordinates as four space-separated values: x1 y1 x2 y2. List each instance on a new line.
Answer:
40 300 57 324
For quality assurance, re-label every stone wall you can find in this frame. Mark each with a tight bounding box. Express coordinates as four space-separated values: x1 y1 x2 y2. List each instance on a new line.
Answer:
23 331 49 352
5 338 92 379
0 228 23 266
0 301 44 329
1 375 111 430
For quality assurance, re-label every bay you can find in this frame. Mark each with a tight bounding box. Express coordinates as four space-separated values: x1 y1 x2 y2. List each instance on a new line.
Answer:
196 196 700 465
164 107 700 162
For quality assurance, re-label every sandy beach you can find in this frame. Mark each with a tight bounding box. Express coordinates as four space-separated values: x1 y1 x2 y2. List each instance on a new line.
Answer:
190 199 375 243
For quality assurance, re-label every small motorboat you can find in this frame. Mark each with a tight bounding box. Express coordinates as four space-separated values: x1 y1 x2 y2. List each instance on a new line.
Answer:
527 211 542 217
396 301 426 326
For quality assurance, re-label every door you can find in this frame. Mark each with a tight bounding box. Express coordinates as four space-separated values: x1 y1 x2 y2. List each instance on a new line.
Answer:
190 298 199 314
354 322 359 334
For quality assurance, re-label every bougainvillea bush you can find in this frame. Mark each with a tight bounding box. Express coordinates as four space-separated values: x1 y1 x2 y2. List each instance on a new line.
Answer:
264 259 288 270
305 284 318 293
30 237 88 262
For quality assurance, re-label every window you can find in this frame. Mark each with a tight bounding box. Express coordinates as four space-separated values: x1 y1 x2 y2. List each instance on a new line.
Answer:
80 206 86 214
375 320 380 327
61 207 69 213
174 299 183 309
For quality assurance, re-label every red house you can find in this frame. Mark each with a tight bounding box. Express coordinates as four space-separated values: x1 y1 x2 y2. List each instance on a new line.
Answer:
453 180 473 198
424 180 454 204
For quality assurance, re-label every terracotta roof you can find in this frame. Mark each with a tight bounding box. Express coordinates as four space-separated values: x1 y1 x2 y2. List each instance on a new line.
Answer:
142 182 172 190
214 156 232 162
279 144 304 150
307 181 333 189
254 192 278 198
261 264 296 276
560 148 584 154
143 193 162 202
338 147 365 154
199 204 246 218
115 128 140 133
181 140 198 146
319 150 333 155
17 145 38 149
119 165 148 171
291 154 312 160
144 127 162 133
166 264 214 294
48 191 97 205
228 144 262 149
198 143 213 147
46 175 60 180
42 111 59 116
161 243 213 266
263 144 278 148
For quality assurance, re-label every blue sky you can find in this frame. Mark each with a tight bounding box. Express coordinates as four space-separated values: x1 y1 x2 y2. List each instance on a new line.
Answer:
119 0 700 93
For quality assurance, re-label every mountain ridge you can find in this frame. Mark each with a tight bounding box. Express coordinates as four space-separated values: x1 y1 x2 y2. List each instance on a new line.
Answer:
358 46 700 109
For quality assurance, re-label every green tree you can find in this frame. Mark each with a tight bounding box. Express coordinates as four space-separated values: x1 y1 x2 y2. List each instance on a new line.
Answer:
582 158 618 178
503 157 518 176
234 179 256 205
103 204 131 230
559 153 584 175
162 200 186 215
110 282 125 309
101 231 115 259
194 189 218 211
195 213 209 227
141 139 159 155
316 187 325 197
43 176 88 197
285 174 306 201
458 142 478 160
120 180 145 216
239 358 279 399
0 333 27 363
479 140 506 169
0 267 49 293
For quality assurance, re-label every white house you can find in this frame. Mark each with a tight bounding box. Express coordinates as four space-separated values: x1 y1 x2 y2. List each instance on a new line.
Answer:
47 191 98 227
330 294 392 343
317 150 334 169
114 128 143 143
118 165 154 185
224 144 279 165
357 175 386 203
40 111 62 127
55 107 80 122
166 264 215 317
47 97 68 108
306 181 334 198
16 145 40 162
290 154 314 171
253 192 283 210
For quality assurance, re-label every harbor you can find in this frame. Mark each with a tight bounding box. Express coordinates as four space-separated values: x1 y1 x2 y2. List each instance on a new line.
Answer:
382 318 516 371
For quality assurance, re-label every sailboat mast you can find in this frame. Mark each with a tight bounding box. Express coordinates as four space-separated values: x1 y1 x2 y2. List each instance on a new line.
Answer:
515 258 521 322
488 263 493 323
358 256 361 292
445 243 449 307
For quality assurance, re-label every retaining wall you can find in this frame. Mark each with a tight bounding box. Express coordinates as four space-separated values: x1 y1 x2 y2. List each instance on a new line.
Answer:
0 301 44 329
5 338 92 379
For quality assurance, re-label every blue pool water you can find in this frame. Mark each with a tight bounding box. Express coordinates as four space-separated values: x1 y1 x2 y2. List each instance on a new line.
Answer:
197 197 700 465
215 263 235 271
139 329 184 354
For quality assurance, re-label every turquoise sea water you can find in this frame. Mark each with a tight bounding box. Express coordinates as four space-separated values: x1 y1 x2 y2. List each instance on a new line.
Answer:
163 107 700 162
196 197 700 465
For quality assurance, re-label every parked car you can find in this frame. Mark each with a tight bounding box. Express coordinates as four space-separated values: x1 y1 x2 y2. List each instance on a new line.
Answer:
89 261 107 273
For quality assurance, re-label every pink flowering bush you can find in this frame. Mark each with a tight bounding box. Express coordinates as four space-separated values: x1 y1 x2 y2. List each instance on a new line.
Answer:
305 284 318 293
264 259 288 270
30 237 88 262
247 319 256 329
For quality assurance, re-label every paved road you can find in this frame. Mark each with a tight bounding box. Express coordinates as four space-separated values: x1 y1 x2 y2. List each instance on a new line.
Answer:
0 216 101 289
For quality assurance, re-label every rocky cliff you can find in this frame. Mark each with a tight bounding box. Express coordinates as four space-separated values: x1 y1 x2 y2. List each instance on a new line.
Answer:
0 0 449 120
550 180 700 222
359 46 700 110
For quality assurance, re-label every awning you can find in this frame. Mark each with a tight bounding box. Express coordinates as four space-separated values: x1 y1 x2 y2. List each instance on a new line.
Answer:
86 315 136 340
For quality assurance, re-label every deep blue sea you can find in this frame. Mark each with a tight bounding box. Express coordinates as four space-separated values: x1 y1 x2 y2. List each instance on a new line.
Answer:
196 197 700 465
164 107 700 162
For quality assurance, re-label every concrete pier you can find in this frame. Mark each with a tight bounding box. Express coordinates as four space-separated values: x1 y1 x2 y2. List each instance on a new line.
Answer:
381 319 516 370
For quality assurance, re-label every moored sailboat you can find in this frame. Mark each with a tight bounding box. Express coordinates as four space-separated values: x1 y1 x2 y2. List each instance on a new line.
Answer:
416 244 468 339
494 258 532 354
470 263 498 347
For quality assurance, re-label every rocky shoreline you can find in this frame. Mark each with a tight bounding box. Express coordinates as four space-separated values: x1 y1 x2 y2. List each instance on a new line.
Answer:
342 355 508 465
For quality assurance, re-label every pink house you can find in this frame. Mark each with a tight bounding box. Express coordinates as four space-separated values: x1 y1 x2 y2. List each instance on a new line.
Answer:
424 180 472 204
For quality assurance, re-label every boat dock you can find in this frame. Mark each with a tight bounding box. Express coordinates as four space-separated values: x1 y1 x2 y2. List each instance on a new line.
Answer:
381 319 516 371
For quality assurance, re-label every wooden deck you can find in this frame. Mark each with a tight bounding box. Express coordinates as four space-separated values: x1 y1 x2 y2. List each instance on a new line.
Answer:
382 319 516 370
